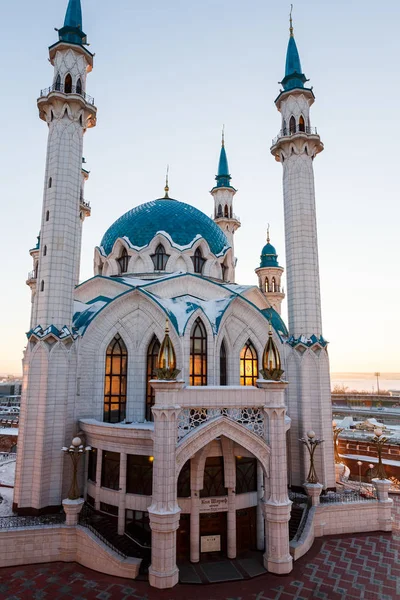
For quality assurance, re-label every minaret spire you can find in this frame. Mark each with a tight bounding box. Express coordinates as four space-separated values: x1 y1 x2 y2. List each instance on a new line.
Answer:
164 165 170 198
289 4 294 37
58 0 87 46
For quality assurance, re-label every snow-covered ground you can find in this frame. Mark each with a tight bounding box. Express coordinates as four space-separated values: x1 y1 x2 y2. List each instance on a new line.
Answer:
0 460 15 486
0 460 15 517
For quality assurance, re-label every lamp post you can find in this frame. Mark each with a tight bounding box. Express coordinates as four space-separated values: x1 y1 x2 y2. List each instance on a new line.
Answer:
357 460 363 490
300 431 324 484
374 372 380 394
332 420 344 464
371 428 388 480
62 437 91 500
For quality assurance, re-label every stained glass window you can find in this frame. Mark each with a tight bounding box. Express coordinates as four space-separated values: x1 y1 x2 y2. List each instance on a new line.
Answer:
104 334 127 423
240 340 258 386
190 318 207 385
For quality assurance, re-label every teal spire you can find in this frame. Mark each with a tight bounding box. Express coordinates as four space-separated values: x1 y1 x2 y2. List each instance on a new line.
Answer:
58 0 87 46
280 8 307 92
215 128 232 188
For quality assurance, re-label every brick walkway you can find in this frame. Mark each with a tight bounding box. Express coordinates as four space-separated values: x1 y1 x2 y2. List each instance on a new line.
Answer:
0 496 399 600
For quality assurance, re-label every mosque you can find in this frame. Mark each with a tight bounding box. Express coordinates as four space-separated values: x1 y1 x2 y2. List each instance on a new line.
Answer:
11 0 391 591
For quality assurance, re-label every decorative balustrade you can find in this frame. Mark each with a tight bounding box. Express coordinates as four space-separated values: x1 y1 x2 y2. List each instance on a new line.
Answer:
272 125 318 146
177 406 265 441
39 83 95 106
27 270 36 281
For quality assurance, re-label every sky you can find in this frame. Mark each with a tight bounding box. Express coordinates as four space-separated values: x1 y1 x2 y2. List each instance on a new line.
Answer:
0 0 399 375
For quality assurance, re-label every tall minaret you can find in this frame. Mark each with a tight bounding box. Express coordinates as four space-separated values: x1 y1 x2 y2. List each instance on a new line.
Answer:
255 227 285 314
271 14 335 488
33 0 96 331
14 0 96 515
211 131 240 279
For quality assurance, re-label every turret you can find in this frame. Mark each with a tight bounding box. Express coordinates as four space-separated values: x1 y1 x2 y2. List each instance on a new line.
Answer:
255 227 285 314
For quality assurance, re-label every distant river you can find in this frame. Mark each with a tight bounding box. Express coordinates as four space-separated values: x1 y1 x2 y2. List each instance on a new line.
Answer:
331 374 400 393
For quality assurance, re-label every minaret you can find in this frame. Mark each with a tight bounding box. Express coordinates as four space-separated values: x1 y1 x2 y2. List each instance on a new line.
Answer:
255 226 285 314
34 0 96 331
211 130 240 280
14 0 96 515
270 14 335 488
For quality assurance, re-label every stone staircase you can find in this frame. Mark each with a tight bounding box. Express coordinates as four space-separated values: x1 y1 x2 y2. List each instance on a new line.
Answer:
289 504 305 540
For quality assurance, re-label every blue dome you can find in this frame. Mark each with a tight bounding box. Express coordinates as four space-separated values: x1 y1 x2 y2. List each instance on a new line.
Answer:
260 242 279 268
100 198 230 257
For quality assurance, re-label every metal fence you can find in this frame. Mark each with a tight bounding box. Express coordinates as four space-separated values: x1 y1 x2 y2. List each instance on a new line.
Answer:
78 503 127 558
39 83 95 105
0 452 16 463
320 489 377 503
0 513 65 529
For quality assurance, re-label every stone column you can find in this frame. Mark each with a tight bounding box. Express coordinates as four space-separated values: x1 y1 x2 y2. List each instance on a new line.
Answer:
258 380 293 574
190 492 200 563
227 488 236 559
257 461 265 551
148 380 184 589
303 482 323 506
118 452 127 535
94 449 102 510
373 479 393 532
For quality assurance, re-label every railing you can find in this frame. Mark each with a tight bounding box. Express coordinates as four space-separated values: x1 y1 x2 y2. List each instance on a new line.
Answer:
39 83 95 106
320 488 377 503
80 198 91 209
78 503 128 558
0 513 65 529
177 407 265 441
0 452 16 463
272 125 318 145
214 212 241 222
27 270 36 281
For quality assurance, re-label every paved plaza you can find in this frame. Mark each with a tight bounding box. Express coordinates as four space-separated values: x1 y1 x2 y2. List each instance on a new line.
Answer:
0 496 398 600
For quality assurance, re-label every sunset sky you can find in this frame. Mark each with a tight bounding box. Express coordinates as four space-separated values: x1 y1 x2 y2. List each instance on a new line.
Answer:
0 0 399 375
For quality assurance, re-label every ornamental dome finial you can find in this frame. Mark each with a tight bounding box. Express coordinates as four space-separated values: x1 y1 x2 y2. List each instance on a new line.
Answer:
289 4 294 37
267 223 270 244
260 321 284 381
155 319 181 380
164 165 170 198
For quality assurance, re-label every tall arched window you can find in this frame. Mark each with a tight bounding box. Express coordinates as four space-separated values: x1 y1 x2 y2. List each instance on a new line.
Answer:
217 204 222 217
224 205 229 217
220 340 227 386
55 73 61 91
104 334 127 423
289 115 296 134
299 115 305 132
151 244 169 271
271 277 276 292
265 277 269 293
190 318 207 385
65 74 72 94
43 245 47 257
46 210 50 221
282 119 287 135
117 248 129 274
240 340 258 386
146 335 160 421
192 248 206 274
40 280 44 291
76 78 82 95
48 177 52 188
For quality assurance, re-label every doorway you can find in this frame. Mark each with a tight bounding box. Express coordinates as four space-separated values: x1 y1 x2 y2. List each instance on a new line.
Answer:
200 512 227 557
236 507 257 554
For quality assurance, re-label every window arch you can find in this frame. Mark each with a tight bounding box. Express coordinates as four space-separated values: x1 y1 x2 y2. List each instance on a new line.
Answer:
46 210 50 222
40 280 44 292
151 243 169 271
104 334 127 423
217 204 222 217
192 247 206 274
55 73 61 91
43 245 47 257
76 78 82 95
299 115 305 132
271 277 276 292
289 115 296 134
240 340 258 386
48 177 52 188
34 263 38 279
265 277 269 293
282 119 287 135
190 318 207 385
220 340 227 385
117 248 129 274
224 205 229 217
65 74 72 94
146 335 160 421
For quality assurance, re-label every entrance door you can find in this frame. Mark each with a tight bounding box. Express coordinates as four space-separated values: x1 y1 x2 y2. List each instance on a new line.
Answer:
176 513 190 560
200 512 227 556
236 507 257 554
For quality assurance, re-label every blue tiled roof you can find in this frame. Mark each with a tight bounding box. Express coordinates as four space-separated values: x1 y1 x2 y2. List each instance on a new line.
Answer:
58 0 87 46
100 199 230 257
260 242 279 268
215 144 232 188
261 308 288 338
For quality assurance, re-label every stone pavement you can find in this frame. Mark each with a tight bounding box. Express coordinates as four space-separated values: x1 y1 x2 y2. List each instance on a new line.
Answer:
0 496 399 600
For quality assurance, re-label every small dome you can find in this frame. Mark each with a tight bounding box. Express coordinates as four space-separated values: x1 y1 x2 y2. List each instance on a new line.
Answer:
260 242 279 268
100 198 230 257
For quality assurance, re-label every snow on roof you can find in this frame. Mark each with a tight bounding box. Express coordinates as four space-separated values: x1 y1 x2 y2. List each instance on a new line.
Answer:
0 428 18 436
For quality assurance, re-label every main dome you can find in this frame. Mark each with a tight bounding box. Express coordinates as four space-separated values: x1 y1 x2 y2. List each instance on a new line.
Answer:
100 198 230 257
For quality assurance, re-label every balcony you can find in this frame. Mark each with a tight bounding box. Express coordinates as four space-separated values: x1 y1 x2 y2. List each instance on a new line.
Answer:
272 125 319 146
39 83 95 106
27 270 36 281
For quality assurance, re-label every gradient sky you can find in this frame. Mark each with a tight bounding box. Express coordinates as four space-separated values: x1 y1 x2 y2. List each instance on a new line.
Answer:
0 0 399 375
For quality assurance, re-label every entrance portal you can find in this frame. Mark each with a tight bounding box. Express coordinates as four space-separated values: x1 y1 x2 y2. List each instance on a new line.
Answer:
236 507 257 554
200 512 227 556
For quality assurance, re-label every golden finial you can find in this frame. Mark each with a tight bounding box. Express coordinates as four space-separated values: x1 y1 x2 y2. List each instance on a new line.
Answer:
289 4 294 37
267 223 270 244
222 124 225 147
164 165 169 198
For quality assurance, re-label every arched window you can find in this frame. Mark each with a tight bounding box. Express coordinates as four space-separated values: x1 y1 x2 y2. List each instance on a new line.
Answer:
192 247 206 274
76 78 82 95
104 334 127 423
271 277 276 292
240 340 258 386
48 177 52 188
34 263 38 279
151 244 169 271
282 119 287 135
220 340 227 385
217 204 222 217
117 248 129 274
65 74 72 94
230 207 233 218
146 335 160 421
40 280 44 292
190 318 207 385
43 245 47 257
55 73 61 91
299 115 305 132
289 115 296 134
265 277 269 293
46 210 50 222
224 205 229 217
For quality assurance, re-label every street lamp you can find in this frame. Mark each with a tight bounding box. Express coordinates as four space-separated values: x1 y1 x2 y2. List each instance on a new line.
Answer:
300 431 324 484
371 428 388 480
332 420 344 464
374 372 380 394
62 437 91 500
357 460 363 490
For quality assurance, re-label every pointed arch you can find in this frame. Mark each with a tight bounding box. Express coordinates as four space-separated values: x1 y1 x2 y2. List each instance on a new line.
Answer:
271 277 276 292
103 333 127 423
220 339 227 385
64 73 72 94
192 247 206 274
240 340 258 386
299 115 305 132
146 335 160 421
55 73 61 91
117 247 129 274
217 204 222 217
289 115 296 134
151 243 169 271
76 77 82 95
224 205 229 217
190 317 207 385
265 277 269 293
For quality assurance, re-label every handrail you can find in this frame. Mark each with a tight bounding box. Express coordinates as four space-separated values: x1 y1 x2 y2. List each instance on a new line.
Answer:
272 125 318 145
39 83 95 106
